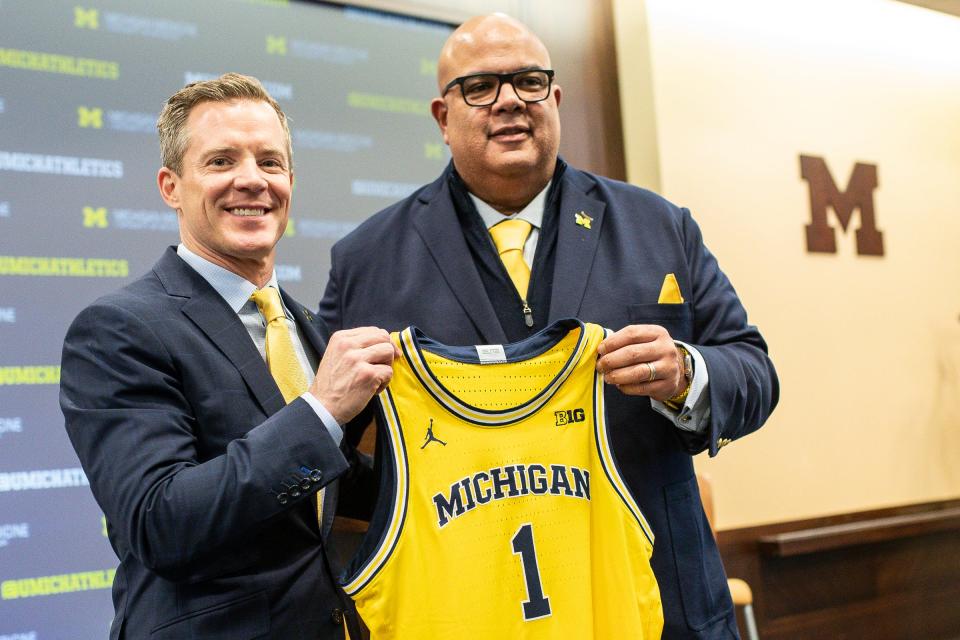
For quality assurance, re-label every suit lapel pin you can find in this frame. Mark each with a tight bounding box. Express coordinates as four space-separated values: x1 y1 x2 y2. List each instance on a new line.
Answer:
302 308 314 321
574 211 593 229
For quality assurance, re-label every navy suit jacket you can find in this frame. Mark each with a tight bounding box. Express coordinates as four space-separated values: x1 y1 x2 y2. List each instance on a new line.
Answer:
320 164 779 639
61 248 364 639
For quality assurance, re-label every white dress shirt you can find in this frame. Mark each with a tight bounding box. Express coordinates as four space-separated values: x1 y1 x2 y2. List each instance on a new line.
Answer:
468 188 711 433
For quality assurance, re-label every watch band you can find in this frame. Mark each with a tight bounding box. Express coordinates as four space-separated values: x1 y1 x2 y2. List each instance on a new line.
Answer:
664 345 693 409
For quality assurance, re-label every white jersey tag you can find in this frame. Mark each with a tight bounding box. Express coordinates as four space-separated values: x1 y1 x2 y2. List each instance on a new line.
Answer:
475 344 507 364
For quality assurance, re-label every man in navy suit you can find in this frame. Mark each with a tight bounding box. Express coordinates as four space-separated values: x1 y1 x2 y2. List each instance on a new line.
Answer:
319 16 778 639
60 74 395 639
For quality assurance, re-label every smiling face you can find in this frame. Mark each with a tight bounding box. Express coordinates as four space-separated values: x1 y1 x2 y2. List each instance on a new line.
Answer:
431 15 562 211
157 99 293 285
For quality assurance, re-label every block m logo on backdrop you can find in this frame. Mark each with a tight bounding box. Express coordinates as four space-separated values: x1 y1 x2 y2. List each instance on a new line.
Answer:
800 155 884 256
74 7 99 29
77 106 103 129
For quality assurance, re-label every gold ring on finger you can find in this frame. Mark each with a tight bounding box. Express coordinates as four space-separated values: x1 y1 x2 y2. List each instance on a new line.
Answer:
645 362 657 382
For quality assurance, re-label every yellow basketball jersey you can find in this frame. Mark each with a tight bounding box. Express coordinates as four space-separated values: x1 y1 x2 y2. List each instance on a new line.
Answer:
343 319 663 639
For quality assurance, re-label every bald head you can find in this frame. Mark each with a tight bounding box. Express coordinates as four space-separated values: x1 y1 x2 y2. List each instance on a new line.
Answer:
430 13 561 213
437 14 552 91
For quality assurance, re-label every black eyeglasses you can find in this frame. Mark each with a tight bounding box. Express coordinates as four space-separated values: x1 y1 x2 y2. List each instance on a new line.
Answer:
442 69 555 107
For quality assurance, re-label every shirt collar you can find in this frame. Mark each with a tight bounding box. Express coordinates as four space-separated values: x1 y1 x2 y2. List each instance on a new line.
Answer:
176 243 281 314
469 180 551 231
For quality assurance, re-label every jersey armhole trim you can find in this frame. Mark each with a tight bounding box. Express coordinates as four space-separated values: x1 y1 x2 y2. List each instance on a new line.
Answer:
342 388 410 594
593 365 656 546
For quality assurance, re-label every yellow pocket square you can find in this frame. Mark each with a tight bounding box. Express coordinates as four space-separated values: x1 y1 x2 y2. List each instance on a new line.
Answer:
657 273 684 304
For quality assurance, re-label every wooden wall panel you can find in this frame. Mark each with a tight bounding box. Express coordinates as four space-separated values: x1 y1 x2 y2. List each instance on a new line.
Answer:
719 500 960 639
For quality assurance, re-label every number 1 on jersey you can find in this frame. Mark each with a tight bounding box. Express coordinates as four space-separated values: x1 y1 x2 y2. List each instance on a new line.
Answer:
511 523 552 620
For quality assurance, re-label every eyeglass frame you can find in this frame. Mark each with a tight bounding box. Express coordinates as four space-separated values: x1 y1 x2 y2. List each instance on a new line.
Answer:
441 69 556 107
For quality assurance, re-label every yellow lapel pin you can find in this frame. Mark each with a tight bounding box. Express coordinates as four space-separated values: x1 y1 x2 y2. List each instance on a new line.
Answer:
574 211 593 229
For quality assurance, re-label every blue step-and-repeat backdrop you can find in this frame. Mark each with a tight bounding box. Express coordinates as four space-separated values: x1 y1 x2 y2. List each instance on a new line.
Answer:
0 1 451 637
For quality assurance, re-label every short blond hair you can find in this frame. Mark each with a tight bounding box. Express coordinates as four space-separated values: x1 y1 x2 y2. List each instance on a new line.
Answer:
157 72 292 174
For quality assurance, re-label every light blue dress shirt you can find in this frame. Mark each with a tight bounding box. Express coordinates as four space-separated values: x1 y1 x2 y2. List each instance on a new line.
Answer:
176 244 342 444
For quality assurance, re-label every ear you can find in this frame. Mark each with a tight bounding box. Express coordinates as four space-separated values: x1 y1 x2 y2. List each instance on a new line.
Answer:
430 98 450 145
553 84 562 108
157 167 180 209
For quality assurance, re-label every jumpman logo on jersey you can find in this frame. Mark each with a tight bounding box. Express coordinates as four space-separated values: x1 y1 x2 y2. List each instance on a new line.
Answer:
421 419 447 449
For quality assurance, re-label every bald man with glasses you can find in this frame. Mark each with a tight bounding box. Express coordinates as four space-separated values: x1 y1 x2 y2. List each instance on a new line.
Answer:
320 14 778 639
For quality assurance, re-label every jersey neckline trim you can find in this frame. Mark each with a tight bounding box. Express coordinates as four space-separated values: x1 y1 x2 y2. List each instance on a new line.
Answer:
399 318 588 427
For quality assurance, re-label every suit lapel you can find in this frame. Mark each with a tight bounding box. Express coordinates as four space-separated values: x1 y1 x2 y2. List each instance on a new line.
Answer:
548 170 607 322
154 248 286 417
412 179 508 344
283 291 327 357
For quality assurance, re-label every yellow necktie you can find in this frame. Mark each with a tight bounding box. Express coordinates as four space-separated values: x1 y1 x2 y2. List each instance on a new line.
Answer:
251 287 308 403
250 287 325 521
490 219 532 298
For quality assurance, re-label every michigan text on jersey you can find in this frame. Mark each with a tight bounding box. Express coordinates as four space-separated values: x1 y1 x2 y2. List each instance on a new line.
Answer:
433 463 590 528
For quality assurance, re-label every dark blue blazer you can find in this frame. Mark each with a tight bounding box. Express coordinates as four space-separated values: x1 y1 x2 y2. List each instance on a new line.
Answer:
61 248 362 639
319 164 779 639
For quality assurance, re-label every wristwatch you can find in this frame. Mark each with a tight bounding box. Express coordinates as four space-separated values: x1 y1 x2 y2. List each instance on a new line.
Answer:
679 345 693 385
665 345 693 409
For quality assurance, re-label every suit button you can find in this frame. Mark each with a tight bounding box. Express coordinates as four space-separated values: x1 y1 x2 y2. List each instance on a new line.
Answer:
299 477 312 490
277 493 289 505
289 486 302 498
310 469 323 481
331 608 343 625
